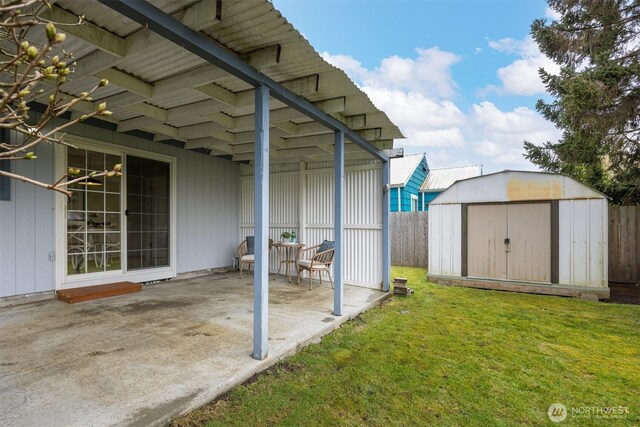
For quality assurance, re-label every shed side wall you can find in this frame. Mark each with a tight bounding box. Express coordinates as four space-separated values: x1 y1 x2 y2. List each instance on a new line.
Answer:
427 204 461 277
558 198 608 287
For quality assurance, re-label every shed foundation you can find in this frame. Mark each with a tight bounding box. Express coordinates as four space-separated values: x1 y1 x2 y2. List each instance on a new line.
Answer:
428 275 610 300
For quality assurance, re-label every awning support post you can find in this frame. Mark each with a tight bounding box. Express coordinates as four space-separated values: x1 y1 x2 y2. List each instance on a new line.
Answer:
253 84 270 360
382 160 391 291
333 130 344 316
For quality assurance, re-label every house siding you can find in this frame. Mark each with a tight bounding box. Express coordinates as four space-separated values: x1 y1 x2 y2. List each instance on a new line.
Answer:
0 117 240 298
422 191 440 211
390 187 401 212
0 132 56 297
392 158 428 212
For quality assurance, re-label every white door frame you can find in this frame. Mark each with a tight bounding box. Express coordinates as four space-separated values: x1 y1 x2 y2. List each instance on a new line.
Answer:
54 134 177 290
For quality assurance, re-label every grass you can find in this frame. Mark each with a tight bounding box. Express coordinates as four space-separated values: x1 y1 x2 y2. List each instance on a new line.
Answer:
173 267 640 427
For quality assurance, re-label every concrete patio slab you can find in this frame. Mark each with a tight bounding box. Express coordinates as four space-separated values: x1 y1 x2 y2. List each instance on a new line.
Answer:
0 273 388 427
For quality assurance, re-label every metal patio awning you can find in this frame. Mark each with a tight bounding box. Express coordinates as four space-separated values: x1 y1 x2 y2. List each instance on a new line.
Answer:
36 0 403 163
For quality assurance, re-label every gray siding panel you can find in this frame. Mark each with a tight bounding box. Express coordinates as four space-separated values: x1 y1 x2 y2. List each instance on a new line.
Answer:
15 152 37 295
174 148 239 273
34 142 56 292
0 120 240 297
0 134 56 297
176 148 189 273
0 171 17 297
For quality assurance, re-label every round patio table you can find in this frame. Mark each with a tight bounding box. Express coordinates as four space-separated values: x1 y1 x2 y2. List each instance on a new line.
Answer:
273 242 304 283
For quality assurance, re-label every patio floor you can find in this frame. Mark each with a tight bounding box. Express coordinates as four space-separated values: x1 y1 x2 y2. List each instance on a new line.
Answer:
0 273 388 427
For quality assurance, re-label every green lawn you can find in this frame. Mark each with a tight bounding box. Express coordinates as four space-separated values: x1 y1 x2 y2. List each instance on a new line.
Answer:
173 267 640 427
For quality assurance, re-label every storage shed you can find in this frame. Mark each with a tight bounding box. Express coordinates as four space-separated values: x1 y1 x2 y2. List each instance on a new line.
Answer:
428 171 609 299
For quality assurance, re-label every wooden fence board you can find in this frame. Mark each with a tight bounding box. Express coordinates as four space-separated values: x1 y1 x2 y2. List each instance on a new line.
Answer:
609 206 640 284
391 211 428 268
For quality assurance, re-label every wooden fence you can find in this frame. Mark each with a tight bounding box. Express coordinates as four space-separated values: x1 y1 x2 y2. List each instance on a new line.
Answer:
391 211 428 268
609 206 640 284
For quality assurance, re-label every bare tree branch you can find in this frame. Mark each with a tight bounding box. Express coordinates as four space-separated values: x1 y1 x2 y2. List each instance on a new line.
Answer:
0 0 116 198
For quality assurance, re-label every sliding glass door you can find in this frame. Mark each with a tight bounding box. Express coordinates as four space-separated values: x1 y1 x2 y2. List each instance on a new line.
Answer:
66 147 122 275
126 155 170 270
63 146 172 281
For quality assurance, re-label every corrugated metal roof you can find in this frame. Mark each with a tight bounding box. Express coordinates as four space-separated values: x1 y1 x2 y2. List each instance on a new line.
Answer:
45 0 403 163
420 165 482 192
390 153 426 187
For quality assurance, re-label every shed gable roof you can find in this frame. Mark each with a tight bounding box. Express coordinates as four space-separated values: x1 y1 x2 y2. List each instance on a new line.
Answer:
430 170 606 204
390 153 426 187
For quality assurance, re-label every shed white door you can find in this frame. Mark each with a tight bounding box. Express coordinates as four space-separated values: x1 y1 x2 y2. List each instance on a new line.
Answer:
467 205 508 279
506 203 551 282
467 203 551 282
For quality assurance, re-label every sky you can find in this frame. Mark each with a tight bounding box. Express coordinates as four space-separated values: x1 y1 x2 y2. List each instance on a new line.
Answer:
272 0 562 173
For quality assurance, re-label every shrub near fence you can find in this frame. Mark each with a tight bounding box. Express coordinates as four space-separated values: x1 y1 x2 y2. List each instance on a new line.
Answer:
391 211 428 268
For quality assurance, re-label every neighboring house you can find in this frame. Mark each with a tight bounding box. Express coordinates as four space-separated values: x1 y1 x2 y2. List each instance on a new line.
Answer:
419 165 482 211
390 153 429 212
0 0 403 359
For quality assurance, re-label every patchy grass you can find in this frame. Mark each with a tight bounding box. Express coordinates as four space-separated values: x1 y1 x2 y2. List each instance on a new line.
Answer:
173 267 640 427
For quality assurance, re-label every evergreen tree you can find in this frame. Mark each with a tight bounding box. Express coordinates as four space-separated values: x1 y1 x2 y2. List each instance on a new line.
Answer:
525 0 640 205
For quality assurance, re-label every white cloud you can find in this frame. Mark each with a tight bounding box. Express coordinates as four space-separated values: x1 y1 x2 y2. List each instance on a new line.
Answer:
319 52 368 81
486 35 560 96
403 128 466 148
469 102 560 167
322 47 461 100
364 86 465 129
322 48 561 172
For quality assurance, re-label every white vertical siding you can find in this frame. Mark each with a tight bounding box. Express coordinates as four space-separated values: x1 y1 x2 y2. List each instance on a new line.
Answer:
241 170 301 274
241 171 300 227
305 165 383 288
428 205 441 276
241 162 383 289
305 170 333 226
428 204 461 277
558 199 608 287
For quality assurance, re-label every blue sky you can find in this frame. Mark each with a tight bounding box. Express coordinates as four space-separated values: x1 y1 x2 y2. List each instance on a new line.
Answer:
272 0 562 172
